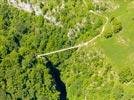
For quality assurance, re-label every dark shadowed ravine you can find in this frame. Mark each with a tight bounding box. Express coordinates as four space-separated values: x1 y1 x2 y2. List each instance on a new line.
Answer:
45 57 67 100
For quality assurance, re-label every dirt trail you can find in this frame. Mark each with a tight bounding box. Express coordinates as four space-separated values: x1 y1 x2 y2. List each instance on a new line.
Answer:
37 11 109 58
8 1 108 58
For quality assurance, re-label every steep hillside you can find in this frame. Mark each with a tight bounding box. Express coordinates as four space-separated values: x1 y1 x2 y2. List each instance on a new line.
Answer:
60 0 134 99
0 0 134 100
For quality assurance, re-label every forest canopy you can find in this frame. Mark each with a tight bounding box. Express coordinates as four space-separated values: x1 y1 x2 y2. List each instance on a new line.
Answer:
0 0 134 100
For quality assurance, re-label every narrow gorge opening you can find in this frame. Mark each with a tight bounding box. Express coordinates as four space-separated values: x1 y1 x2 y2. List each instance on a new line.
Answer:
45 57 67 100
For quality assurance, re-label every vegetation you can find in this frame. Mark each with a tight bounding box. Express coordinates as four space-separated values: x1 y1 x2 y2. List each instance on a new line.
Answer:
0 0 134 100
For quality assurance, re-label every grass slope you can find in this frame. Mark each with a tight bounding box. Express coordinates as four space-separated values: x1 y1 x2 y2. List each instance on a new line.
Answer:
97 0 134 72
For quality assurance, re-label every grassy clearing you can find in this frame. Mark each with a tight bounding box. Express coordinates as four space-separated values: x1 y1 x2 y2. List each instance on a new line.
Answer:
97 0 134 72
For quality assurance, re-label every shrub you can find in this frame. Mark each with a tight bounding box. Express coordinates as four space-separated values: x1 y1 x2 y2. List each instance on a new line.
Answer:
112 18 122 33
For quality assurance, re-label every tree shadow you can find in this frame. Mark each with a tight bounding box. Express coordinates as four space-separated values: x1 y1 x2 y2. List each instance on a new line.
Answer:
45 57 67 100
